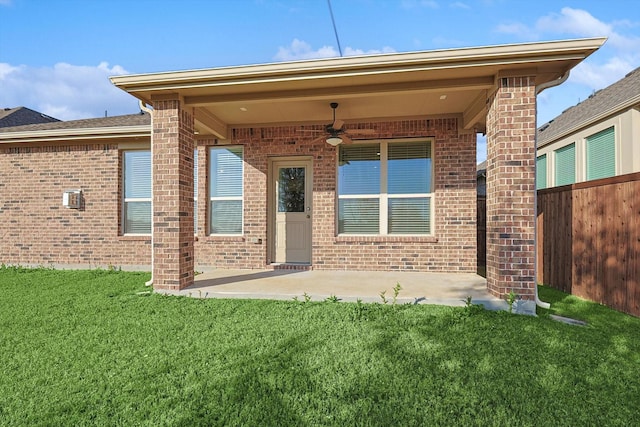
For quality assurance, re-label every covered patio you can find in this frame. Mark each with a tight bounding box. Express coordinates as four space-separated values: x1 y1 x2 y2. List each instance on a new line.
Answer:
111 37 606 315
162 269 508 310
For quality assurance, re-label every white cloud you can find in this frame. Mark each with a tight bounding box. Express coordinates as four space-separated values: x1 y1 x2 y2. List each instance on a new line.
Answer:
273 39 339 61
0 63 18 79
536 7 611 38
570 56 635 89
0 0 12 6
494 8 640 91
497 7 640 52
0 61 139 120
273 39 395 62
343 46 396 56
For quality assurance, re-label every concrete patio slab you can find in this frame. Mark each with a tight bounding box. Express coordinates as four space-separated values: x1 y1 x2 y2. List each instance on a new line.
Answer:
158 269 509 310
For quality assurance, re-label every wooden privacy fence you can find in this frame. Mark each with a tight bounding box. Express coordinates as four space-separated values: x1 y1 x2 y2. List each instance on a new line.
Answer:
537 172 640 317
477 196 486 269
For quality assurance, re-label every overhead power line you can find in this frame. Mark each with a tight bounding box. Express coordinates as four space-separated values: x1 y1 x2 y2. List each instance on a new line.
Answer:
327 0 343 57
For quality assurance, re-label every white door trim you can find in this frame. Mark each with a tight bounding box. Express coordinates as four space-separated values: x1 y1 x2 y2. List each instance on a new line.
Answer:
268 156 313 264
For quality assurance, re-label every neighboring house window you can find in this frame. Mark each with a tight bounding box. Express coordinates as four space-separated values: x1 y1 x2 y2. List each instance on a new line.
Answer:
123 150 151 234
338 140 433 235
586 127 615 181
209 146 243 234
554 143 575 186
536 154 547 189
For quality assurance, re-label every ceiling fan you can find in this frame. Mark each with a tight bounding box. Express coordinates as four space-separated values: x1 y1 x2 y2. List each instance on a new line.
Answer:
305 102 375 146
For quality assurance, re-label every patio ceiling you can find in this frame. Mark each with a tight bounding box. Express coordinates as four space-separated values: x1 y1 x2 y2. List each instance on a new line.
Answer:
110 38 606 138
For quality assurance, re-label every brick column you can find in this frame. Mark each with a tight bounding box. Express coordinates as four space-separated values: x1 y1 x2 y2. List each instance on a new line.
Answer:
151 95 195 291
485 76 537 314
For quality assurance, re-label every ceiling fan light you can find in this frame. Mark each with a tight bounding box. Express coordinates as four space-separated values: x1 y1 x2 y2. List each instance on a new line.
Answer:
326 136 343 146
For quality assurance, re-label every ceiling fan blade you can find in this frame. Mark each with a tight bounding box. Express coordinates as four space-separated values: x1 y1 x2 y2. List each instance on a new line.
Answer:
341 134 354 144
332 119 344 130
310 134 327 144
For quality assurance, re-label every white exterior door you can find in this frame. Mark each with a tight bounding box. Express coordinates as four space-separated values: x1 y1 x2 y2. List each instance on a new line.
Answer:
273 159 312 264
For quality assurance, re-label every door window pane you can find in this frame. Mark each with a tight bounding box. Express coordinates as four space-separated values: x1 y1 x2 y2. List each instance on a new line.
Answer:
278 167 305 212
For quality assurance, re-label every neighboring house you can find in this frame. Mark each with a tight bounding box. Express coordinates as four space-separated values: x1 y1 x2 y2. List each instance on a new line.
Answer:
0 106 59 128
537 67 640 189
476 160 487 196
0 38 606 314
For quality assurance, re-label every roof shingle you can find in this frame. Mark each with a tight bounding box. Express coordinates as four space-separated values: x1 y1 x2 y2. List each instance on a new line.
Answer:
537 67 640 147
0 107 60 128
0 112 151 133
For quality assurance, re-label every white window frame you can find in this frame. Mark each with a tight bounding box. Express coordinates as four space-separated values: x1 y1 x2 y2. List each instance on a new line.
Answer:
337 138 435 236
122 150 151 236
209 146 244 236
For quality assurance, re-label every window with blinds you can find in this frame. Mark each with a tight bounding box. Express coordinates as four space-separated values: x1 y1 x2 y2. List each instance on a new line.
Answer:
338 144 380 234
123 150 151 234
586 127 615 181
338 140 433 235
209 147 243 234
536 154 547 189
554 143 575 186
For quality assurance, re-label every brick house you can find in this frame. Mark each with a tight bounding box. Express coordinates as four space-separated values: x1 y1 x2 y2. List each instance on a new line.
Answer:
0 38 605 313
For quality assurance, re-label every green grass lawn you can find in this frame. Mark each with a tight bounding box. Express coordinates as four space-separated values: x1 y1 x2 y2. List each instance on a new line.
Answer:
1 267 639 426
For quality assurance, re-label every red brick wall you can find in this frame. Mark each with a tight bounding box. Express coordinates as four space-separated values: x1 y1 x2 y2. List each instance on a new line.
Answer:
196 118 477 272
0 143 150 266
1 117 477 274
485 76 537 300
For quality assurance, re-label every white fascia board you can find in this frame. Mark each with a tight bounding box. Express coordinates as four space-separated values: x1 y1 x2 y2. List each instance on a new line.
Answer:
0 125 150 144
110 38 607 93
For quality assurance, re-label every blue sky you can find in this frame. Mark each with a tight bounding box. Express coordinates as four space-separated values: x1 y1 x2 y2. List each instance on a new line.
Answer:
1 0 640 162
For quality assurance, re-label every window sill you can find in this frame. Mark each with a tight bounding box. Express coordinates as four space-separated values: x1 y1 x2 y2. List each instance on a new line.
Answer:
335 235 438 244
119 235 151 242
